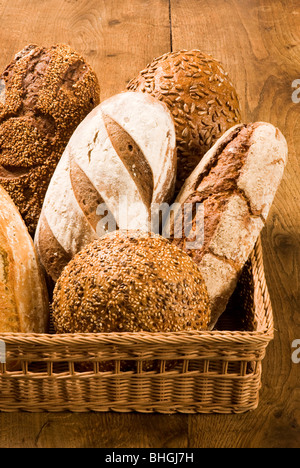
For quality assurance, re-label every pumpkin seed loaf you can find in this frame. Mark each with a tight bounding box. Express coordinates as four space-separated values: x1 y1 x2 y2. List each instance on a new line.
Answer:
127 49 241 195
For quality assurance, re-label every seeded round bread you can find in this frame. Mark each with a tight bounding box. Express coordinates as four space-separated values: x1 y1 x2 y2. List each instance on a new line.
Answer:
52 230 211 334
127 49 241 195
0 44 100 236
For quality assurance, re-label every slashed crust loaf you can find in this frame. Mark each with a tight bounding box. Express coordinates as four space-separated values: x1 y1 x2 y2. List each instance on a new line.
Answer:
0 44 100 236
52 230 211 334
34 91 177 283
127 49 241 195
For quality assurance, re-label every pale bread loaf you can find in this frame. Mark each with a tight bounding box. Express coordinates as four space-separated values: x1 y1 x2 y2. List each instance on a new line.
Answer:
34 91 177 282
0 185 49 333
164 122 288 328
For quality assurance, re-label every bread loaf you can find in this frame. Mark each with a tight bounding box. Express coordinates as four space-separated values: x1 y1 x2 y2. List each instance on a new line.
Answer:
0 185 49 333
127 49 241 195
0 44 100 236
52 230 211 335
164 122 288 328
34 91 177 282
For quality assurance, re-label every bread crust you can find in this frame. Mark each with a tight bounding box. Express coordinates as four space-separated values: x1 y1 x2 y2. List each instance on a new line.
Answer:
127 49 241 195
34 91 177 282
165 122 288 328
0 185 49 333
0 44 100 236
52 230 211 334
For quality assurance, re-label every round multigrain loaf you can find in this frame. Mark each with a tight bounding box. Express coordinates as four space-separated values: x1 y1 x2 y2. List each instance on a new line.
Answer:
0 43 100 236
52 230 211 335
127 49 241 195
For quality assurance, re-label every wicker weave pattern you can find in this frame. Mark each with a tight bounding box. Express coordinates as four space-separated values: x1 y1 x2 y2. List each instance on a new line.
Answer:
0 238 273 413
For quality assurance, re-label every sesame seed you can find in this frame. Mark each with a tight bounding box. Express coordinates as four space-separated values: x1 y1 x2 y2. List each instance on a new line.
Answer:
0 43 100 235
52 230 211 335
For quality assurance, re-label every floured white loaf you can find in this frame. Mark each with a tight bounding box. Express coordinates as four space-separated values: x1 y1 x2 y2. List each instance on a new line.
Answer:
164 122 288 328
0 185 49 333
34 91 177 282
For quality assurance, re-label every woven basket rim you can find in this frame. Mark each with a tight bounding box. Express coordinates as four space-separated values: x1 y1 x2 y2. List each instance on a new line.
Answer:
0 328 274 342
0 237 274 347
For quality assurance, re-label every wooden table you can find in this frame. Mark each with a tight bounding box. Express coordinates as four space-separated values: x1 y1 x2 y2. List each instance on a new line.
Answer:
0 0 299 448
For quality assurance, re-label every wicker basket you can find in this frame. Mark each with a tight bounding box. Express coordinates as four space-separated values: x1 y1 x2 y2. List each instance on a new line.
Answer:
0 237 273 413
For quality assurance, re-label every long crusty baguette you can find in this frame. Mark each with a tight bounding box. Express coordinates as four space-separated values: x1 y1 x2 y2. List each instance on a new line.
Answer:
34 91 176 282
164 122 288 328
0 185 49 333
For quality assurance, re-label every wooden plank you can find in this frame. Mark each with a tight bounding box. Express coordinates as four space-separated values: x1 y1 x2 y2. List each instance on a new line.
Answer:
170 0 300 448
0 0 171 101
0 412 188 448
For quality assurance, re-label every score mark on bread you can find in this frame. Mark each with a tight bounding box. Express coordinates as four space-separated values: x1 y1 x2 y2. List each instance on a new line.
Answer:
102 112 154 209
69 158 118 232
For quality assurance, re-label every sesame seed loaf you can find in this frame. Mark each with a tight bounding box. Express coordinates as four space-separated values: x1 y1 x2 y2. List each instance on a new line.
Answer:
0 184 49 333
52 230 211 337
34 91 177 283
0 44 100 236
127 49 241 195
164 122 288 328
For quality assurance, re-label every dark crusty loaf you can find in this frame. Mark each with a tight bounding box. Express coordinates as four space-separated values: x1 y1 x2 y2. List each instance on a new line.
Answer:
34 91 177 283
52 230 211 334
127 49 241 195
0 44 100 236
164 122 288 328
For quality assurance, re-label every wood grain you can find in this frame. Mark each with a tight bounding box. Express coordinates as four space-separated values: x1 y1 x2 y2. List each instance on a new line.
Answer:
0 0 171 101
0 0 300 448
0 412 188 448
171 0 300 448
